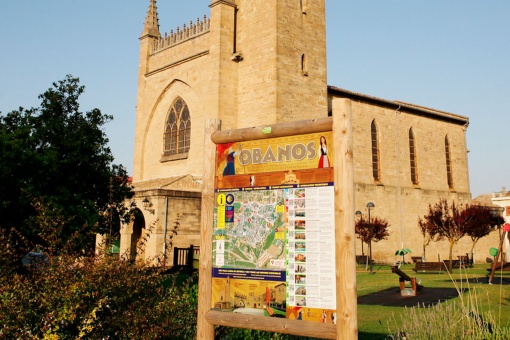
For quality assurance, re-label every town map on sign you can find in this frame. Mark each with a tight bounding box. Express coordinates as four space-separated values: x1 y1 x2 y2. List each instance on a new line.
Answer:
214 189 287 270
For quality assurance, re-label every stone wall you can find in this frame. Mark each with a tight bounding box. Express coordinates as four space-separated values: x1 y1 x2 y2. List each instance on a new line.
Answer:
328 91 493 264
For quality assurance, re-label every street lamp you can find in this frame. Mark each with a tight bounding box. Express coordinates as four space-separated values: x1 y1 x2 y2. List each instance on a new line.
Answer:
142 197 155 214
355 210 364 260
367 202 375 274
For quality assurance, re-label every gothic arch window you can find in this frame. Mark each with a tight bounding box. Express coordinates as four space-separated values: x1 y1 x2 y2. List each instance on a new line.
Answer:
445 135 453 188
371 119 381 181
409 128 418 185
164 97 191 158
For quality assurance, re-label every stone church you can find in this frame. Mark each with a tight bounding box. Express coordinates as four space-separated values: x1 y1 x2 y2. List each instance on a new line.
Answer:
119 0 499 265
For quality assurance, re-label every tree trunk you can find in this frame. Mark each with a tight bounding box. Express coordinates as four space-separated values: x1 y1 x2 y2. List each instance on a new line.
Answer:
365 242 369 271
448 240 454 272
470 239 478 263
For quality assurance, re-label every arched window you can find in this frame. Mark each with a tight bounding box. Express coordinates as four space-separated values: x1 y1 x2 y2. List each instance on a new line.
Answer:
409 128 418 185
164 97 191 157
371 120 380 181
445 135 453 188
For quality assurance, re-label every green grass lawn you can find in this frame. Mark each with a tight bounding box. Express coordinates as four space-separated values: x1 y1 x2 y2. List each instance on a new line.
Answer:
356 263 510 339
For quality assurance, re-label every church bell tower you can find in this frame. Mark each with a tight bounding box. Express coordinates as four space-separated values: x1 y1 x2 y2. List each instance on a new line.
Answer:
133 0 327 181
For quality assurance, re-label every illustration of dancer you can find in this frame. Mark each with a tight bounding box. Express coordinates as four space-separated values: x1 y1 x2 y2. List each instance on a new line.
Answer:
318 136 330 168
223 144 241 176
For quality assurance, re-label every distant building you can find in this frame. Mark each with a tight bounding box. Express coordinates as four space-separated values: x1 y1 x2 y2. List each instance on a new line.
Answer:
120 0 497 265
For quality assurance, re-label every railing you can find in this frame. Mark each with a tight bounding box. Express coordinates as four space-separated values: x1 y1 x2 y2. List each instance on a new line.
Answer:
152 16 210 53
173 244 200 273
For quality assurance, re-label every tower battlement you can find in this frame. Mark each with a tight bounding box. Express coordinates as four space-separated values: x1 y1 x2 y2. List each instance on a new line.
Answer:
151 16 210 54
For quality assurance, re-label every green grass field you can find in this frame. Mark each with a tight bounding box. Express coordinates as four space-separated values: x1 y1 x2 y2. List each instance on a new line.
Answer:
356 264 510 339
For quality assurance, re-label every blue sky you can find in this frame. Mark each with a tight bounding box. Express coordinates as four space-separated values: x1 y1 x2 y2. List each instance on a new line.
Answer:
1 1 508 198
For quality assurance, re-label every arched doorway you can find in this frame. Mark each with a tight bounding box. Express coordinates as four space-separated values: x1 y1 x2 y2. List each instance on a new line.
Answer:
130 208 146 261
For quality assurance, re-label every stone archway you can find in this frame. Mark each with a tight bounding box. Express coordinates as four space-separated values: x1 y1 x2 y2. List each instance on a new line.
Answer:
129 208 146 261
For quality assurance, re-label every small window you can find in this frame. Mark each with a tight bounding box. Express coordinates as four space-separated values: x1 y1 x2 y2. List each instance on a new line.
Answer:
301 54 308 76
301 0 308 14
445 135 453 188
409 128 418 185
371 120 380 181
164 97 191 157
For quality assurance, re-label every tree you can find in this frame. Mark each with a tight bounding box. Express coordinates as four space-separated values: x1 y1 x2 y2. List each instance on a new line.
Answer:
355 215 390 270
0 75 133 263
417 199 500 271
418 199 464 271
418 212 440 261
462 205 504 258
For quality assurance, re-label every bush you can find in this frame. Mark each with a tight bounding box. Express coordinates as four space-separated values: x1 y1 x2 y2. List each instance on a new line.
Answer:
0 248 199 339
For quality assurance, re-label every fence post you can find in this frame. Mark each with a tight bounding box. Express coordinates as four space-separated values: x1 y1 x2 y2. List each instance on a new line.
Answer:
188 244 194 274
173 247 179 267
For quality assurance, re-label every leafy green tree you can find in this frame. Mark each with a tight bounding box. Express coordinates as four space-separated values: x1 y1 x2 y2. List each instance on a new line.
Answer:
0 75 133 263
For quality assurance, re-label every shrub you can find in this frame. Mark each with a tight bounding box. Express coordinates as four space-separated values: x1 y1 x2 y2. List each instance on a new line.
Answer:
0 249 200 339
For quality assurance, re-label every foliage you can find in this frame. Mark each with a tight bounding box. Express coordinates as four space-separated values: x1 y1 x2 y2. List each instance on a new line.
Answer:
0 75 133 262
355 215 391 245
462 205 504 255
418 199 504 271
0 202 197 339
0 254 200 339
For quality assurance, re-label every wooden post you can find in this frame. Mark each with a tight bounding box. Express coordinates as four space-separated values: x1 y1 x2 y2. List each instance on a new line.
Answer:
173 247 178 267
399 278 405 292
211 117 333 144
198 116 357 339
188 245 194 274
197 119 221 340
411 278 417 294
332 98 357 339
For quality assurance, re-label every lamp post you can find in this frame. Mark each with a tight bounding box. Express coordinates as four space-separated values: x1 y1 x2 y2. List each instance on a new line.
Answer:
355 210 364 260
367 202 375 274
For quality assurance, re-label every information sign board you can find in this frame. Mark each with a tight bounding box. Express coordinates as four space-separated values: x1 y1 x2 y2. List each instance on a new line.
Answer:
212 132 338 324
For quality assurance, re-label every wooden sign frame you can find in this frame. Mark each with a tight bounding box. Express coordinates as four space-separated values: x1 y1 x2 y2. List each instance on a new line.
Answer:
197 99 357 339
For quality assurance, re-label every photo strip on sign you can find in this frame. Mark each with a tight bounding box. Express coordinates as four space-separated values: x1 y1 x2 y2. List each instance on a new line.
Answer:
212 132 337 323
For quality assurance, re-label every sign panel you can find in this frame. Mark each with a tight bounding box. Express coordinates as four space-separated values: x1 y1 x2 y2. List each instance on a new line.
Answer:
212 132 337 324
